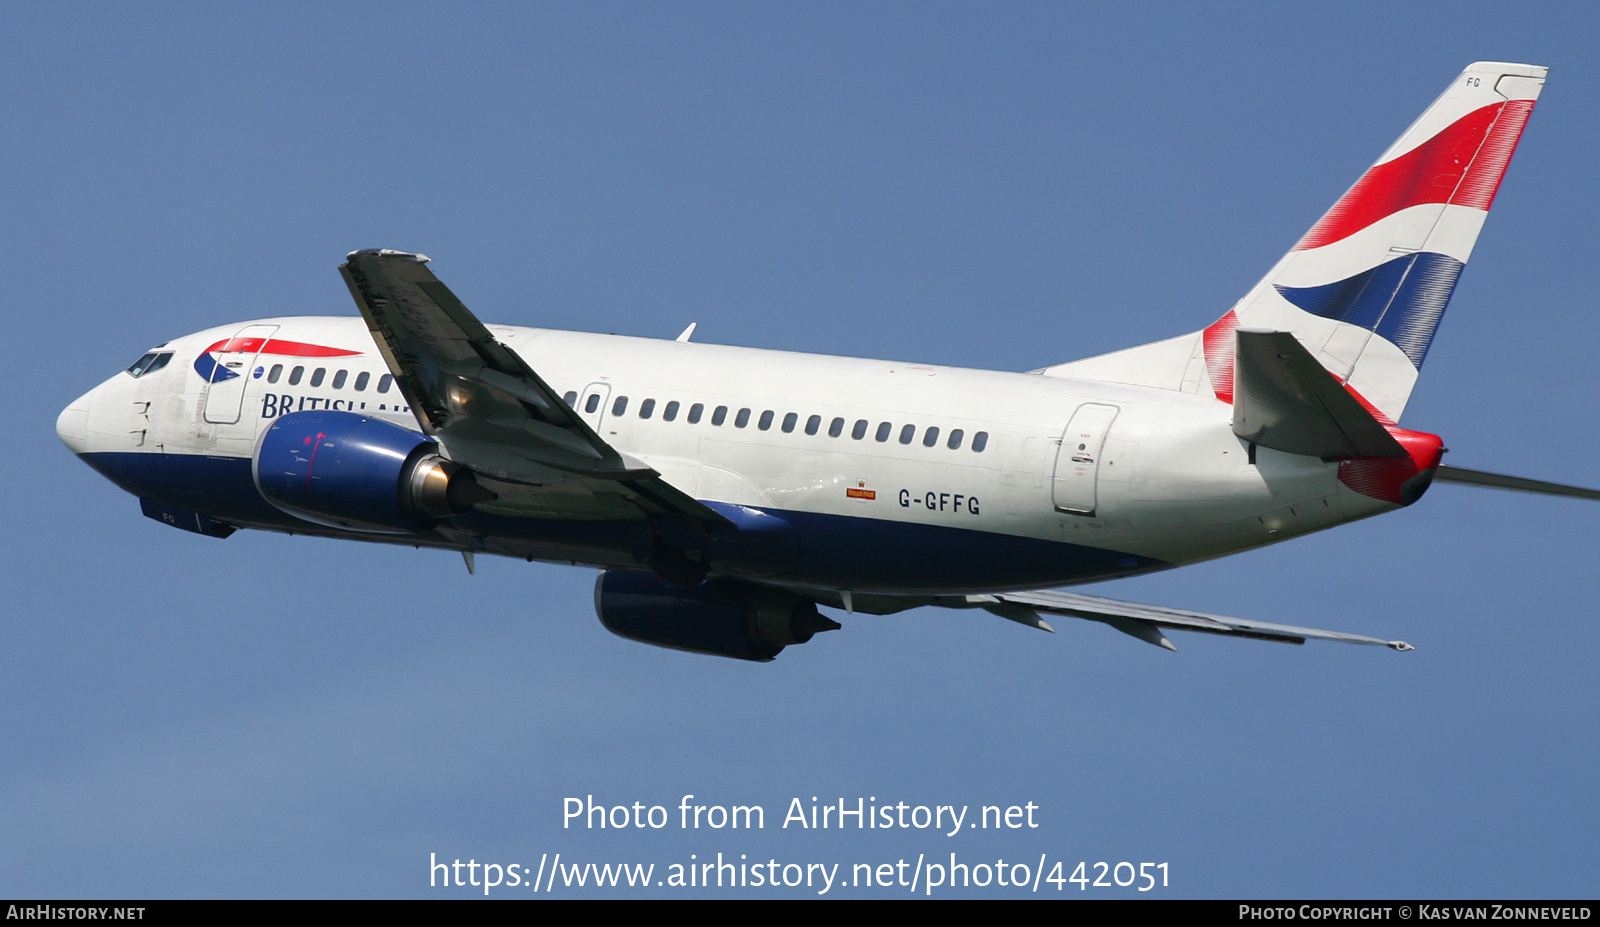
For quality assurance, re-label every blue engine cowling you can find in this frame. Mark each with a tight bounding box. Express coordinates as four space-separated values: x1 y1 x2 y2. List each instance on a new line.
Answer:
594 570 840 662
253 410 490 533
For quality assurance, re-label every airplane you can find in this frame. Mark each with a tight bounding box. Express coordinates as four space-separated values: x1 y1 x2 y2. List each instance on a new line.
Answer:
56 61 1596 661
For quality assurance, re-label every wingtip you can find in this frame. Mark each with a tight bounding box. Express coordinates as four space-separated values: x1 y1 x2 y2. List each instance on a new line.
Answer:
1388 641 1415 652
345 249 432 263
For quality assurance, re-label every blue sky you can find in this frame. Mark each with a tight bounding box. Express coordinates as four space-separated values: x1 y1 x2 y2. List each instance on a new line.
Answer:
5 3 1598 898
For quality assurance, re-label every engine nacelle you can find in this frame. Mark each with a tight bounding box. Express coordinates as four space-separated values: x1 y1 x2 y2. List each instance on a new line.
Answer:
254 410 491 533
594 571 841 662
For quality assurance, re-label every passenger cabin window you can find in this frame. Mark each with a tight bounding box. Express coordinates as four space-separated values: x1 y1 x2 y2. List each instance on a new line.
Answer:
758 410 773 431
783 412 798 434
354 372 370 391
899 424 915 445
585 394 601 413
805 414 821 436
923 426 940 448
972 431 989 452
664 400 679 421
639 398 655 419
829 417 845 438
310 368 326 387
289 366 305 386
332 370 347 389
563 391 578 406
735 408 751 428
851 419 868 440
378 374 393 393
875 422 892 443
612 396 629 416
712 406 727 426
947 428 964 450
689 403 704 424
267 364 283 384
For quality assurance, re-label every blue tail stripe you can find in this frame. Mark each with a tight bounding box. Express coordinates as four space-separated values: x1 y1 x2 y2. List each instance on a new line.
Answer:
1275 251 1465 368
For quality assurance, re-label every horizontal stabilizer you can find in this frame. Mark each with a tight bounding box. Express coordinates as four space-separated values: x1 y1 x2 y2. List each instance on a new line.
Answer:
969 588 1412 651
1232 329 1407 459
1434 465 1600 502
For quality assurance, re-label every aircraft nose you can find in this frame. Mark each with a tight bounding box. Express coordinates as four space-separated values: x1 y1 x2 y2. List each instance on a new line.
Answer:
57 388 94 455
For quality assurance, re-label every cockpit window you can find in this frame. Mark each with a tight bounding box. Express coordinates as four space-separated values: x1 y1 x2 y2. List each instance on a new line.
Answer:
125 352 173 378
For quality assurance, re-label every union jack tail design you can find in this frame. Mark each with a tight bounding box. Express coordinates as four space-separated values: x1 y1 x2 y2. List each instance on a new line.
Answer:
1204 62 1546 421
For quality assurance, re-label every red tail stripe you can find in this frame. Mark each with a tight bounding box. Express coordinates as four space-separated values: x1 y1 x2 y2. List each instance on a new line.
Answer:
1202 311 1239 403
1295 100 1534 251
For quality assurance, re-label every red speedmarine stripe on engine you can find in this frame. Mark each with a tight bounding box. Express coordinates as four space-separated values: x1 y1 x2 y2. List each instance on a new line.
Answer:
1295 100 1534 251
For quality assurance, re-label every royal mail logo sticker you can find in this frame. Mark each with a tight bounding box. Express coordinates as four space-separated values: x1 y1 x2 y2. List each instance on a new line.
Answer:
846 479 876 502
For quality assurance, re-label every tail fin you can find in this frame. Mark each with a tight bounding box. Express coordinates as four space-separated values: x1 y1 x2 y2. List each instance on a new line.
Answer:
1206 61 1546 420
1048 62 1546 422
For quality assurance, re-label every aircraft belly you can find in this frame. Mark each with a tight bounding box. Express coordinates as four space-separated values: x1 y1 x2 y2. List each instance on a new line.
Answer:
79 451 287 527
81 449 1166 593
711 508 1167 593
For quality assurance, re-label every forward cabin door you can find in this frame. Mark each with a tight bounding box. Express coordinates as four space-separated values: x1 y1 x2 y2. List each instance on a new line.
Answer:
1052 403 1119 515
202 324 278 425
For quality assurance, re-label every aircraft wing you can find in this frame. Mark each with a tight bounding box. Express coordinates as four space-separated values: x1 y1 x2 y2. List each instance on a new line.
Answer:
941 588 1414 652
339 249 728 528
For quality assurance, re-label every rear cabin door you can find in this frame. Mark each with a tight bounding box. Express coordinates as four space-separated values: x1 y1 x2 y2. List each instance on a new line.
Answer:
1051 403 1119 515
202 324 278 425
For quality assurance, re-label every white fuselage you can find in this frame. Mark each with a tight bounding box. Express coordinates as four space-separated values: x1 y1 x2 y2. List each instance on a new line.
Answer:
60 316 1396 592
